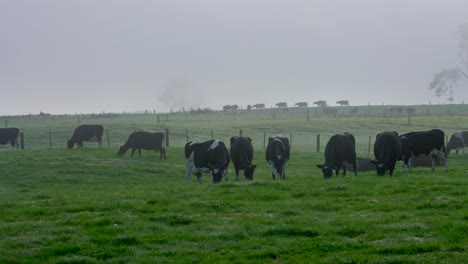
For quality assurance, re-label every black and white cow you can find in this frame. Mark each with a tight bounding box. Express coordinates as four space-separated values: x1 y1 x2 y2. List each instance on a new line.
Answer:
0 128 20 149
184 140 230 183
446 131 468 154
117 131 166 159
370 131 401 176
399 129 447 172
265 136 290 180
230 136 256 180
67 124 104 149
316 133 357 178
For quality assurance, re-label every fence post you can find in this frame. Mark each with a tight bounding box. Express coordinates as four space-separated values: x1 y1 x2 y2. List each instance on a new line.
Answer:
272 110 276 119
106 129 110 147
407 113 410 125
49 131 52 148
165 128 169 147
157 115 160 124
186 130 189 143
20 132 24 149
264 132 266 150
166 114 169 121
234 112 236 121
77 116 80 124
4 119 7 128
368 135 372 154
307 109 310 121
211 130 214 140
290 133 293 151
316 134 320 153
239 129 243 136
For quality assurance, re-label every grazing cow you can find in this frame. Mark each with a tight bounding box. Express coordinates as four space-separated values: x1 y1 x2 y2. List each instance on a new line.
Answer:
313 100 327 107
446 131 468 154
223 105 231 112
336 100 349 106
117 131 166 159
370 132 401 176
265 136 290 180
253 103 265 109
0 128 20 149
316 133 357 178
399 129 447 172
295 102 308 107
67 124 103 149
276 102 287 108
184 140 230 183
230 136 256 180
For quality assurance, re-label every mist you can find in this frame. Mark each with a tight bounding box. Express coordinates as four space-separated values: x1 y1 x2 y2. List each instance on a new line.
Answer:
1 0 467 115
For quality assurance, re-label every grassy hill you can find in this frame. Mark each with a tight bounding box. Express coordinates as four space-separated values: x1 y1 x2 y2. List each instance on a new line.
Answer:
0 108 467 263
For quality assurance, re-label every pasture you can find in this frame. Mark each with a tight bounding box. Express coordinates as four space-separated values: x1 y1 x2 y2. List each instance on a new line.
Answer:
0 110 467 263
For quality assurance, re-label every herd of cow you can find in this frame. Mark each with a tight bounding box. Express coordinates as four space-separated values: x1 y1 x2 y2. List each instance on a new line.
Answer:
1 125 467 183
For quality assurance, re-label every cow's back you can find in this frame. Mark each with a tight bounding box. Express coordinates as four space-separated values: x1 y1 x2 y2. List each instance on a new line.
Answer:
325 134 356 164
128 131 164 150
73 125 103 140
230 136 254 168
0 128 20 145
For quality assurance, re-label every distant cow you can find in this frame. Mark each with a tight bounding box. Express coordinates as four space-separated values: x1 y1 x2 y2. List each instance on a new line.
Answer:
399 129 447 172
230 136 256 180
316 133 357 178
231 104 239 111
370 132 401 176
336 100 349 106
117 131 166 159
266 136 290 180
446 131 468 154
276 102 287 108
67 124 103 149
223 105 231 112
0 128 20 149
184 140 230 183
295 102 308 107
313 100 327 107
253 103 265 109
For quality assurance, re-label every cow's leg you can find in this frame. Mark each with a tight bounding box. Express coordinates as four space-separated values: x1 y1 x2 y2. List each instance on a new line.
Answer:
235 169 240 180
138 148 141 158
352 161 357 175
431 158 435 172
131 148 136 158
462 147 465 154
281 161 287 179
342 162 347 176
443 157 448 172
335 167 340 176
99 141 102 149
270 162 277 180
184 159 193 183
196 173 203 183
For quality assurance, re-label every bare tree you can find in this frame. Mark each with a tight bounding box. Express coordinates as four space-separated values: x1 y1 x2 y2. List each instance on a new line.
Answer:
428 23 468 101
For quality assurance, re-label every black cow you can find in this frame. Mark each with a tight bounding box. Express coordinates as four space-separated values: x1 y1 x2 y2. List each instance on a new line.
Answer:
399 129 447 172
336 100 349 106
446 131 468 154
265 136 290 180
0 128 20 149
370 131 401 176
295 102 308 107
117 131 166 159
316 133 357 178
67 125 104 149
230 136 256 180
184 140 230 183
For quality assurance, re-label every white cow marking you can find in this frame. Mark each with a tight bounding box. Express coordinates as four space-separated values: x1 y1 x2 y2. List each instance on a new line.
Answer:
208 140 220 150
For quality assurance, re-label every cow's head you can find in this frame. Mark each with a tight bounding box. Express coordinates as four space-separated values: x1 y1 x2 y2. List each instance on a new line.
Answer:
370 160 386 176
117 145 126 156
430 148 445 164
243 164 257 180
316 164 333 178
67 140 74 149
211 167 228 183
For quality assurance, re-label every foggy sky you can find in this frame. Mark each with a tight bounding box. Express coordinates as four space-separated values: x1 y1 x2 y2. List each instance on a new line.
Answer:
1 0 468 115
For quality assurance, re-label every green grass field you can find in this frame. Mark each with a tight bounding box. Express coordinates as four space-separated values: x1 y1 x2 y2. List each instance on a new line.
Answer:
0 111 467 263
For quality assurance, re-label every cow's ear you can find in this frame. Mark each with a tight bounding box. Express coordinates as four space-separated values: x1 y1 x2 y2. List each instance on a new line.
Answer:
316 165 324 169
370 159 378 164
